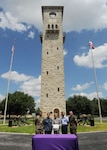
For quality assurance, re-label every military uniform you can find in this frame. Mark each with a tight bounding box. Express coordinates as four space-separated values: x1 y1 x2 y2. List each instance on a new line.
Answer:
69 115 77 135
35 116 44 134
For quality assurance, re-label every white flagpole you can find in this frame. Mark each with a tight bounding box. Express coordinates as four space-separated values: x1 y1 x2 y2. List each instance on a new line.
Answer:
90 47 102 124
3 42 15 125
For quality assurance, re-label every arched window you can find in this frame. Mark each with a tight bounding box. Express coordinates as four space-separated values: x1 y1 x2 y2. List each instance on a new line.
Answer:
52 24 54 29
49 12 56 18
48 24 50 29
54 108 59 117
56 24 58 29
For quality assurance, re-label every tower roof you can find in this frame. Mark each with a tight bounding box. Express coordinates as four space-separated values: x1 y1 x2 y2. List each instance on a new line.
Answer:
42 6 64 19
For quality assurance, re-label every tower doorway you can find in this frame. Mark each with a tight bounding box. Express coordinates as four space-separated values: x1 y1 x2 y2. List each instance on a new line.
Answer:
54 109 60 117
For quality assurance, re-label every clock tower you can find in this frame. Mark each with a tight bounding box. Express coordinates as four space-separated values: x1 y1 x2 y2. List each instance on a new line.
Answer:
40 6 66 117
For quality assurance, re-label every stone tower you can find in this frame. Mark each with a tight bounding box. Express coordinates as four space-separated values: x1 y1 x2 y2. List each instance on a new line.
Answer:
40 6 66 117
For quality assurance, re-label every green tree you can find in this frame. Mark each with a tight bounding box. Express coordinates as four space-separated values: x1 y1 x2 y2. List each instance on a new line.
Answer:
35 107 40 115
90 98 107 116
90 98 99 115
66 95 92 115
99 98 107 116
0 102 3 113
1 91 35 116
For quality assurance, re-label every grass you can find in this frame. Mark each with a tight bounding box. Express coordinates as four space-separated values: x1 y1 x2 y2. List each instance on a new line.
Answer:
0 119 107 134
0 124 35 134
0 119 35 134
77 123 107 133
77 118 107 133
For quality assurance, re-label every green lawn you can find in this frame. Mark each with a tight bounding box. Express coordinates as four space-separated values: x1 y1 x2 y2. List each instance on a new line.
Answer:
0 120 107 134
0 124 35 134
0 119 35 134
76 118 107 132
77 123 107 132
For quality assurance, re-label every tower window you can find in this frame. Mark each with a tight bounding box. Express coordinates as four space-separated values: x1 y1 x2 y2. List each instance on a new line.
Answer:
49 12 56 18
46 94 48 97
57 66 59 70
47 71 48 75
52 24 54 29
57 47 58 50
47 51 49 54
58 88 60 92
56 24 58 29
48 24 50 29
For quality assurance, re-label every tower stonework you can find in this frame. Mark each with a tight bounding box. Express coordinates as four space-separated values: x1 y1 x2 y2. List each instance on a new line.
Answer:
40 6 66 117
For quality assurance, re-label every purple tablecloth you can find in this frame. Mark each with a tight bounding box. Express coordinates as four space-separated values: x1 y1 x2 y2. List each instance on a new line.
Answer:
32 134 79 150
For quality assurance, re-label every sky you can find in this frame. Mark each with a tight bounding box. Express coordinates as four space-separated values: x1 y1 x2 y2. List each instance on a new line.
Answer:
0 0 107 108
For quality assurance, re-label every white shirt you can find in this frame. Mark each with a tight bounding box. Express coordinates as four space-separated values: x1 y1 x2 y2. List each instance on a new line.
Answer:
61 116 68 125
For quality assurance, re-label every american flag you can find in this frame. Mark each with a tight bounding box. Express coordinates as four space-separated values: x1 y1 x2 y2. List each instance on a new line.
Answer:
11 45 14 54
88 41 95 49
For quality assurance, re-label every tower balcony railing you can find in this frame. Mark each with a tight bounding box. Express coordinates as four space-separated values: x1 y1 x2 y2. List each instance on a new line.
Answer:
46 28 59 34
40 31 66 43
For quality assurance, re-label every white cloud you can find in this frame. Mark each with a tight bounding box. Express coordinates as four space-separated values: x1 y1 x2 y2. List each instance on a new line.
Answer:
1 71 33 82
63 49 68 56
1 0 107 32
73 43 107 68
28 31 35 39
0 11 27 32
20 75 41 97
72 82 94 91
70 92 103 100
35 98 40 108
103 82 107 90
1 71 41 97
0 94 5 101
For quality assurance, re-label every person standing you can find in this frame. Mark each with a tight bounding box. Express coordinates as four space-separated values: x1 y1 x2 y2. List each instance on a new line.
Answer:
69 111 77 135
35 111 44 134
43 112 52 134
52 113 61 134
61 112 68 134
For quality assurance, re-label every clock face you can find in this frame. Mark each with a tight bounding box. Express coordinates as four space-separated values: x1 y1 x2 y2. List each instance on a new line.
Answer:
49 12 56 18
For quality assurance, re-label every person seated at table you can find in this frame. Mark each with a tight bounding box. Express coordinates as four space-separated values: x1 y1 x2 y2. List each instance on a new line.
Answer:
69 111 77 135
61 112 69 134
43 112 52 134
52 113 61 134
35 110 44 134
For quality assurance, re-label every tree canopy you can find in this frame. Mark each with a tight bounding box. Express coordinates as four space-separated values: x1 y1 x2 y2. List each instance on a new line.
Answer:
66 95 107 116
66 95 92 115
1 91 107 117
0 91 35 116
